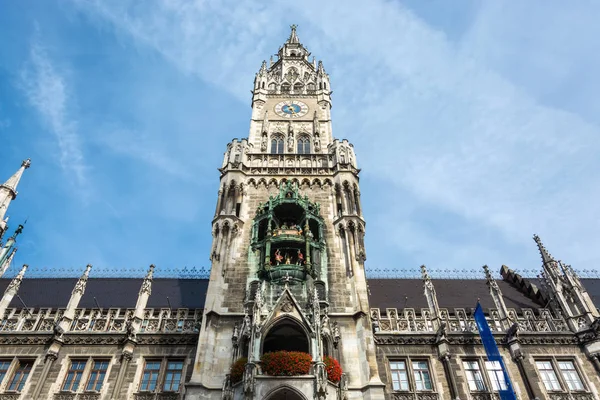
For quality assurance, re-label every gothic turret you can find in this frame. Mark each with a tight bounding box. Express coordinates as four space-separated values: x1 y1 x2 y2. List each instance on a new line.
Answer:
0 159 30 240
534 234 598 331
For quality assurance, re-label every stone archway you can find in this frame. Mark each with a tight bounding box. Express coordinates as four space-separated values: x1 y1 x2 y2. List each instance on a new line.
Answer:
264 386 306 400
262 318 309 354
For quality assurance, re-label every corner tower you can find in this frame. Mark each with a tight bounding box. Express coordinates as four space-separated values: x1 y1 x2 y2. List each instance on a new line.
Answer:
188 26 383 400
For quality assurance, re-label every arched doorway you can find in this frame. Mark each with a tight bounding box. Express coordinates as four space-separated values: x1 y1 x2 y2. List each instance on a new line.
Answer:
264 386 306 400
263 319 309 354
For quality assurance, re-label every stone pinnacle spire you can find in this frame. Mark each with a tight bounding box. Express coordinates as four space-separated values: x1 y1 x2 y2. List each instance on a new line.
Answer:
287 24 300 44
533 234 555 265
0 159 31 238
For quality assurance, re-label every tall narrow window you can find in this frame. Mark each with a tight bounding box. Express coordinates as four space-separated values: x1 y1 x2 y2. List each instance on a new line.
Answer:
485 361 507 391
297 137 310 154
558 361 584 391
271 137 284 154
8 360 33 392
85 360 109 391
163 361 184 392
0 360 11 386
390 361 409 391
536 361 562 391
140 361 161 392
62 360 87 391
412 361 432 391
463 361 486 391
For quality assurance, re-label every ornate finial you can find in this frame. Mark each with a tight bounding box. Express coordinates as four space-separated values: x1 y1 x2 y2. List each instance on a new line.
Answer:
73 264 92 295
22 159 31 169
533 234 555 265
260 60 267 73
420 265 430 281
6 264 27 294
483 265 499 290
287 24 300 44
139 264 155 296
12 224 24 239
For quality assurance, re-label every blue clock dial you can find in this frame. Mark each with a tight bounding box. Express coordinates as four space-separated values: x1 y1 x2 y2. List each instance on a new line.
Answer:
274 101 309 118
282 104 301 114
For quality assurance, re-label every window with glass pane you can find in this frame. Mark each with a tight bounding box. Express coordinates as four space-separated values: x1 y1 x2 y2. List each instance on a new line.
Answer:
271 138 284 154
62 360 86 391
140 361 161 392
0 360 11 386
485 361 508 391
163 361 184 392
7 360 33 392
389 361 409 391
463 361 486 391
536 361 562 391
85 360 109 391
297 138 310 154
412 361 432 391
558 361 584 391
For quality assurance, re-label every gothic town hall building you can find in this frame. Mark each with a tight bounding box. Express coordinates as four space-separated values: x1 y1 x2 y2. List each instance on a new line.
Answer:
0 26 599 400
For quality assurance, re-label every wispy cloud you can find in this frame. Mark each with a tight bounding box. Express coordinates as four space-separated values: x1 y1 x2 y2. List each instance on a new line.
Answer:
20 34 89 192
67 0 600 272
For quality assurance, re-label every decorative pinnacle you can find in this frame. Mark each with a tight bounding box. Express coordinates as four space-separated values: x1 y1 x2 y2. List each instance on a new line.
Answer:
22 159 31 169
146 264 155 280
483 265 492 281
420 265 430 281
288 24 299 44
533 234 556 265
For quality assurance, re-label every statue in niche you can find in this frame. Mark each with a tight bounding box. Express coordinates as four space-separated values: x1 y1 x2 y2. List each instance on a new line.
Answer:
285 252 292 265
274 249 283 265
261 133 267 151
297 250 304 265
314 136 320 152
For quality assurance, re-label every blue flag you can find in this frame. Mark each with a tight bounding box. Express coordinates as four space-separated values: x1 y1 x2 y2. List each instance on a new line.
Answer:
474 303 517 400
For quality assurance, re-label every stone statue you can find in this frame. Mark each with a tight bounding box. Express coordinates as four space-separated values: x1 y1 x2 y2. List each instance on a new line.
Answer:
261 133 267 151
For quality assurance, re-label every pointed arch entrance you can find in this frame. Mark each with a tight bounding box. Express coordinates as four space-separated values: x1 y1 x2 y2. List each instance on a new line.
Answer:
262 318 309 354
264 385 307 400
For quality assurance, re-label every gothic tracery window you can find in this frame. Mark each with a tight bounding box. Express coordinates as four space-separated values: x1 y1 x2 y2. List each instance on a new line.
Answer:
297 137 310 154
271 136 284 154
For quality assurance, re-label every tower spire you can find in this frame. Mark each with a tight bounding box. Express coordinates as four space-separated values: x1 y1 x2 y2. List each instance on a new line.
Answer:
287 24 300 44
0 224 24 278
0 159 31 239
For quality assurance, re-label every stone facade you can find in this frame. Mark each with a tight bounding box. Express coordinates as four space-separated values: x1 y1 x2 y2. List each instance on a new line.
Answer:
0 26 598 400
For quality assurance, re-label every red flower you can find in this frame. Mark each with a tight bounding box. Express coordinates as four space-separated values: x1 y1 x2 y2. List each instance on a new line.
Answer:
324 356 342 383
261 351 312 376
230 357 247 384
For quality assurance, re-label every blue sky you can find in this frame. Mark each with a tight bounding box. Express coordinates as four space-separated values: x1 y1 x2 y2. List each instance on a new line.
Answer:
1 1 599 278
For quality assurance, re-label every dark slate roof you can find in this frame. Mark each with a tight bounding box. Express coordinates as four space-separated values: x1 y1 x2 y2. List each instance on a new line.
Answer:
0 278 209 309
368 279 541 312
367 278 600 312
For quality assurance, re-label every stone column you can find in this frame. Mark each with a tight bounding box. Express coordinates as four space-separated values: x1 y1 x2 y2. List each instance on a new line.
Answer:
440 354 459 400
30 352 57 399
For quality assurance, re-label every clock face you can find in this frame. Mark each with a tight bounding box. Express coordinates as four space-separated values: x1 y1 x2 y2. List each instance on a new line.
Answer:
274 100 309 118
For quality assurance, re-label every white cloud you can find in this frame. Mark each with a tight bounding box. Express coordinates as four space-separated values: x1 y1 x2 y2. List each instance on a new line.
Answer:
69 0 600 272
20 35 89 192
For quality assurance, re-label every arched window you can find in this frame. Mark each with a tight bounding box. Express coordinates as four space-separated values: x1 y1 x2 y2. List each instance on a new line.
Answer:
297 137 310 154
271 136 284 154
293 82 303 93
263 320 308 354
262 82 265 89
307 82 316 91
268 82 276 91
281 83 290 93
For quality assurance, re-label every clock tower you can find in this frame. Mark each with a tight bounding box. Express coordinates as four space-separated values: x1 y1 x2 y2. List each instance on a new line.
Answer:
187 26 384 400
